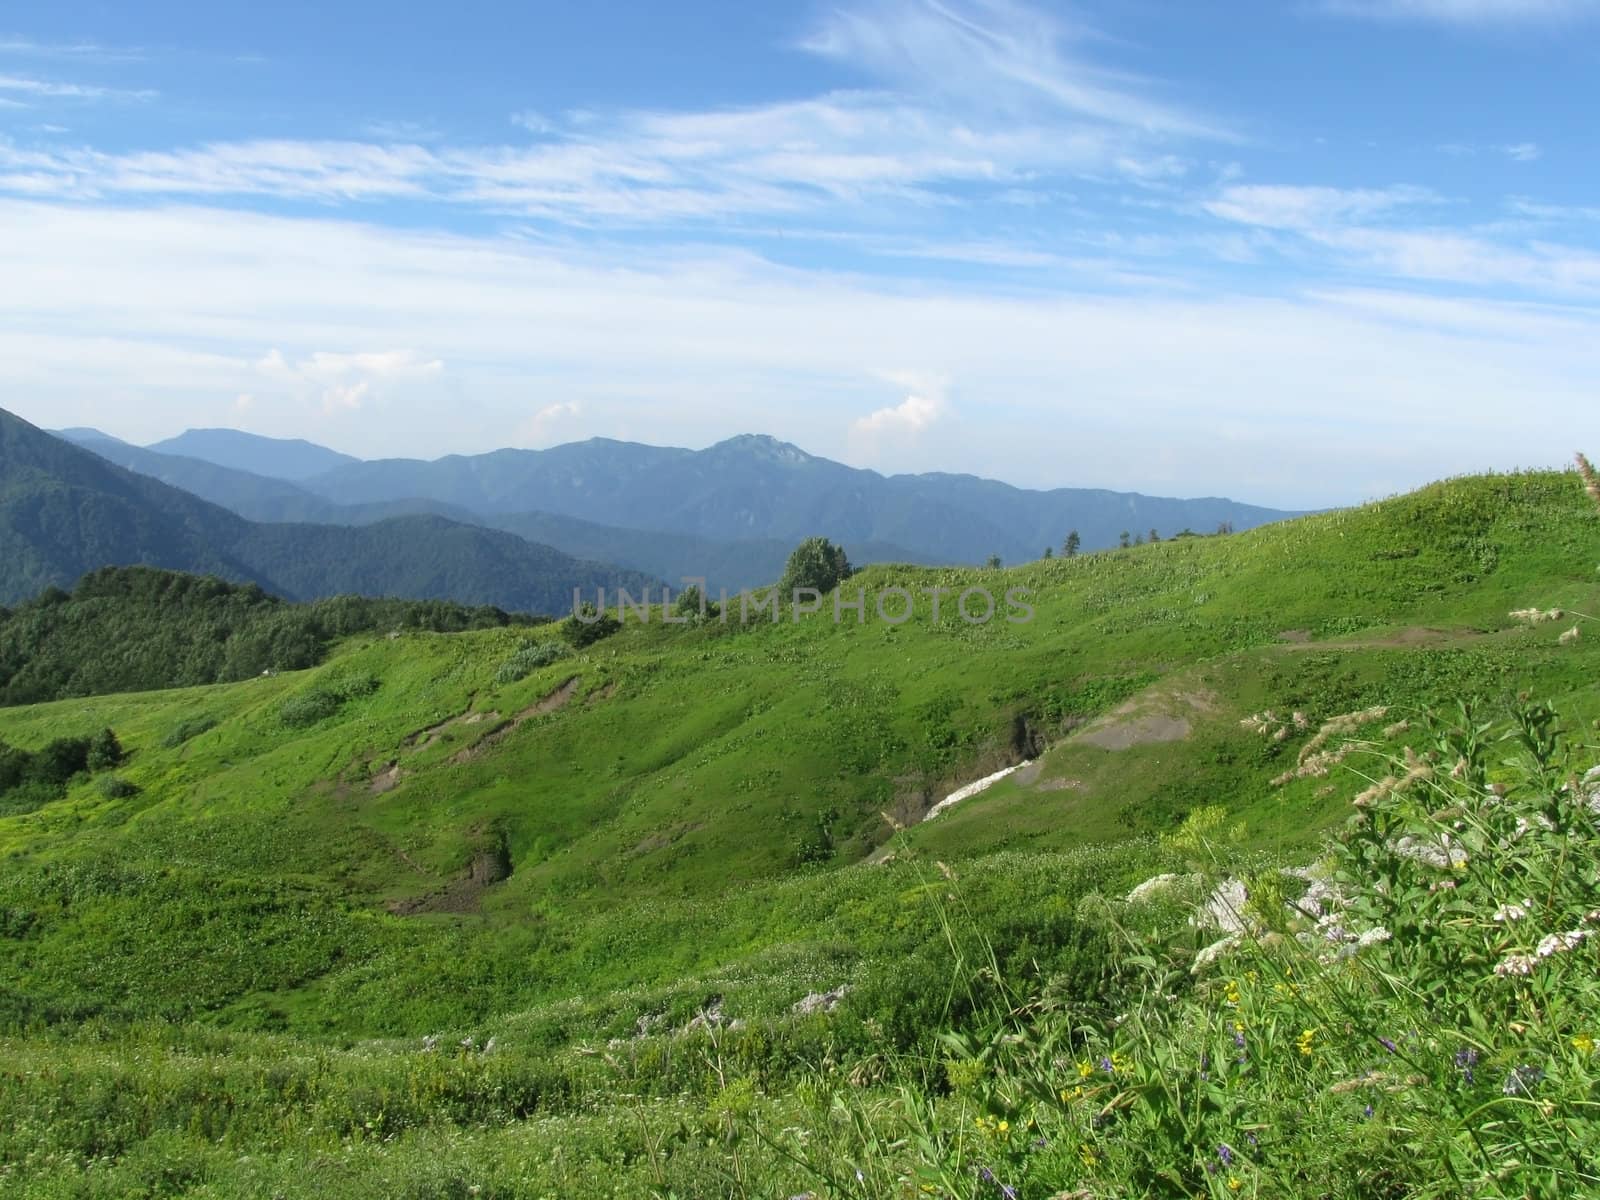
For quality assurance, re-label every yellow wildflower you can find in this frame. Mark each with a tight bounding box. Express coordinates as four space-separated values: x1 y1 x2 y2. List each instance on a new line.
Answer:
1297 1028 1319 1057
1079 1144 1099 1169
1575 1034 1596 1055
1228 1176 1243 1192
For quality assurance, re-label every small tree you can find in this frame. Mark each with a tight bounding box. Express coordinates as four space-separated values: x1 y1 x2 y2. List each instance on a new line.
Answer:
779 537 852 597
1063 530 1081 558
1119 531 1131 549
1148 527 1161 544
985 554 1003 570
673 585 719 623
1216 520 1234 536
87 728 124 772
1042 546 1053 559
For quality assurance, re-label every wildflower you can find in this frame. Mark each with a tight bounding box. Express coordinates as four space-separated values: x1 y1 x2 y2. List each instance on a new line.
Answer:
1559 625 1581 646
1492 901 1533 923
1363 1104 1375 1119
1218 1144 1234 1167
998 1121 1009 1135
1099 1055 1115 1075
1573 1034 1596 1055
1078 1144 1099 1169
1503 1064 1545 1097
1379 1037 1398 1054
1510 608 1564 625
1077 1059 1094 1080
1494 953 1538 977
1356 926 1392 948
1224 979 1242 1006
1454 1047 1479 1085
1228 1177 1243 1193
1297 1028 1319 1057
1536 929 1590 958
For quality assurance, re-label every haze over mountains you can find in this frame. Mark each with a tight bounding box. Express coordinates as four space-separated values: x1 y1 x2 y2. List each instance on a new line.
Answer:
53 423 1299 593
0 409 655 612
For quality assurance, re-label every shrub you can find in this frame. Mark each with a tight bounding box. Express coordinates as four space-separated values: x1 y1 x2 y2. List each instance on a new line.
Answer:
162 717 218 749
495 642 569 685
96 775 138 800
277 689 342 729
561 604 621 648
86 728 124 772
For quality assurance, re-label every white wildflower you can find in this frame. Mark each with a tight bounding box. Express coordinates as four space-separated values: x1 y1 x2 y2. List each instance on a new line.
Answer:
1492 901 1533 923
1558 625 1581 646
1392 834 1468 870
1127 873 1200 904
1494 954 1538 977
1535 930 1590 959
1356 927 1393 947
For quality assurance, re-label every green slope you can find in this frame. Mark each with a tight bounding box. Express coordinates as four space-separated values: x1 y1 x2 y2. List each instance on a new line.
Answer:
0 469 1593 1039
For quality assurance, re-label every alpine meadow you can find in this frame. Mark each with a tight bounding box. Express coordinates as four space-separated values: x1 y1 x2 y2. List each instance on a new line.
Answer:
5 0 1600 1196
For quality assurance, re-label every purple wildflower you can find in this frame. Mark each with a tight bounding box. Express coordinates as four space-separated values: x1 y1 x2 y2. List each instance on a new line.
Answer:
1379 1037 1398 1054
1454 1047 1478 1085
1363 1104 1375 1119
1218 1144 1234 1167
1099 1055 1115 1074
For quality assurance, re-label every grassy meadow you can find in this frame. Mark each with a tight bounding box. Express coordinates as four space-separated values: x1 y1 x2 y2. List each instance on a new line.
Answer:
1 468 1598 1197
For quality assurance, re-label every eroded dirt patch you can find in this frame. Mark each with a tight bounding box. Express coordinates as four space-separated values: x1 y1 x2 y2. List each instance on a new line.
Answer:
1079 713 1192 750
369 762 407 795
388 836 513 916
450 676 581 765
1076 686 1217 751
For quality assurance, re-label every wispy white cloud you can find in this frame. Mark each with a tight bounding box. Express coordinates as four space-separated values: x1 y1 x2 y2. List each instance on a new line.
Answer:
0 1 1220 225
1319 0 1598 23
0 73 154 102
1204 181 1600 295
0 35 144 61
1203 184 1438 231
801 0 1227 138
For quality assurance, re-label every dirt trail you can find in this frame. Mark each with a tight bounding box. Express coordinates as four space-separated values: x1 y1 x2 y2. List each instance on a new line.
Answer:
1274 626 1488 652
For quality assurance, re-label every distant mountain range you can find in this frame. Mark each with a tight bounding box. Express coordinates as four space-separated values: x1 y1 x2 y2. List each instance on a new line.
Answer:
0 409 656 613
54 425 1299 590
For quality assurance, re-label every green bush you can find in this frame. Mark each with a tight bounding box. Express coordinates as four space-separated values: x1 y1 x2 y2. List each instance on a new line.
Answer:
561 603 621 648
97 775 138 799
86 728 124 772
162 716 217 749
276 689 342 729
494 642 569 685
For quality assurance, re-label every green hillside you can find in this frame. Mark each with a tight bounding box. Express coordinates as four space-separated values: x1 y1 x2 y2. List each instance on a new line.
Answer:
1 468 1596 1197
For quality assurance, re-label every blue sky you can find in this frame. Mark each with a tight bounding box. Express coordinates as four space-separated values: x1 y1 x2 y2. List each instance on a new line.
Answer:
1 0 1597 507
